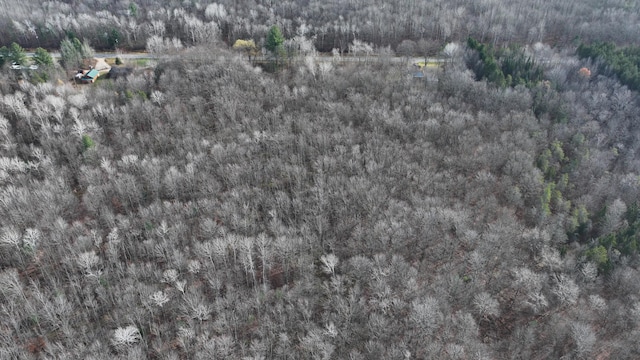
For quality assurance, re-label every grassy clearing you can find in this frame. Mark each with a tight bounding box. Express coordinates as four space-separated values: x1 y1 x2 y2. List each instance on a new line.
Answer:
415 61 441 68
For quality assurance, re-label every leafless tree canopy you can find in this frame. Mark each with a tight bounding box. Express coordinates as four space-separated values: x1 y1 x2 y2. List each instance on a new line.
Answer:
0 2 639 359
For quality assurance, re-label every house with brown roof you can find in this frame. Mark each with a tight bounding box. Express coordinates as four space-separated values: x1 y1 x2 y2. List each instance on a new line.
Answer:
74 58 112 84
86 57 111 73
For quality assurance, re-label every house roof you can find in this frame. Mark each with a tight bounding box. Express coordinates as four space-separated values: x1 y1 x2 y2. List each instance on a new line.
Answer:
83 58 111 72
84 69 99 78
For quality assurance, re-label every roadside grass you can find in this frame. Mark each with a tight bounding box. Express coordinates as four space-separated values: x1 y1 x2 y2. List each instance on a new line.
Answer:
415 61 441 68
104 57 150 67
134 59 148 67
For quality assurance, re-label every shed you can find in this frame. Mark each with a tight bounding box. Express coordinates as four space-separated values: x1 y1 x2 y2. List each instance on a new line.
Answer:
75 68 100 83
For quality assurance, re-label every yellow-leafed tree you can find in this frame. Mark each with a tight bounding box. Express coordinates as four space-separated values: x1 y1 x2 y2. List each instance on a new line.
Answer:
232 39 258 61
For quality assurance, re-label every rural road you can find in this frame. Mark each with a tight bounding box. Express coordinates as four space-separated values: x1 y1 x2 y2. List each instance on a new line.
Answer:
25 51 446 65
25 52 156 59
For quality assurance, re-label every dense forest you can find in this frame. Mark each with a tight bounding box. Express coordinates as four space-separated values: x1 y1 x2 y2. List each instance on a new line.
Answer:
0 0 639 52
577 42 640 92
1 1 640 359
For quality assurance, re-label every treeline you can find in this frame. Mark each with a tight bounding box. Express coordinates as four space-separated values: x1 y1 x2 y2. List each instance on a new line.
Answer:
577 42 640 91
466 38 544 88
0 0 639 52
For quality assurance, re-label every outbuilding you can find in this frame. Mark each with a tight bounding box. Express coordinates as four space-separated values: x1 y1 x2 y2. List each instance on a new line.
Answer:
75 68 99 83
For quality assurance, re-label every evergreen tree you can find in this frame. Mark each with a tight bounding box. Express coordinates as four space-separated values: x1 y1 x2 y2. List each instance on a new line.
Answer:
33 47 53 67
0 42 27 66
60 38 94 69
8 43 26 65
266 25 284 53
265 25 286 70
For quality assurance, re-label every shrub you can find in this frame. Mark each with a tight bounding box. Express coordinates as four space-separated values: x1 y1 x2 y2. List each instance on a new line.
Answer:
82 134 95 150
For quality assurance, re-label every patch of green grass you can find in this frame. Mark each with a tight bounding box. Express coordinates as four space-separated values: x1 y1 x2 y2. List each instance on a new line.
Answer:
415 61 440 69
134 59 148 67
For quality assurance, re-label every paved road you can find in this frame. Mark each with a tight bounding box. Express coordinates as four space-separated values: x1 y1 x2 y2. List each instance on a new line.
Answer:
25 52 157 59
253 55 445 64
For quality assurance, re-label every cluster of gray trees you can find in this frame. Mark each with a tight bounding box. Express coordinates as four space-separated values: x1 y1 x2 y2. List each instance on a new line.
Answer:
0 2 640 359
0 0 638 53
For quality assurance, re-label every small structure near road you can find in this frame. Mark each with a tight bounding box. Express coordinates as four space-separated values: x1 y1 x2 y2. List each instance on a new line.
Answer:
10 62 38 70
74 57 112 84
75 68 99 83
